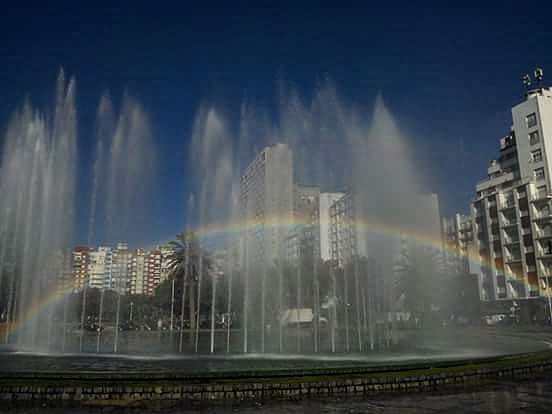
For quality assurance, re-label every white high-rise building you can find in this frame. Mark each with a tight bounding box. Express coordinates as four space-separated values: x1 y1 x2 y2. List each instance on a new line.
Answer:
110 242 130 295
319 192 345 262
442 213 474 278
472 85 552 304
240 143 293 268
286 184 320 266
329 192 441 269
129 249 146 295
89 247 112 290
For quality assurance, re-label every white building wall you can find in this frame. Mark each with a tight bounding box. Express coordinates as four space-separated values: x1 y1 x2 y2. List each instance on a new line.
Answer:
240 143 293 269
320 192 344 261
89 247 112 290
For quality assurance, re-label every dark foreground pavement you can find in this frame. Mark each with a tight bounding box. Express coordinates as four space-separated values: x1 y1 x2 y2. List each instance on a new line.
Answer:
1 379 551 413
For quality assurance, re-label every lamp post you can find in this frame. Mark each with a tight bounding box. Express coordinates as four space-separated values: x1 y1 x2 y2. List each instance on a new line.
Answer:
130 301 134 322
541 278 552 325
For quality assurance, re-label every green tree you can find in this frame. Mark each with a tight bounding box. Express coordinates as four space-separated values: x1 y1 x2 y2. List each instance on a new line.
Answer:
161 231 213 337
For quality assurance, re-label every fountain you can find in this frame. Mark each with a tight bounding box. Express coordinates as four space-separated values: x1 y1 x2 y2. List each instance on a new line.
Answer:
0 70 76 351
1 72 548 402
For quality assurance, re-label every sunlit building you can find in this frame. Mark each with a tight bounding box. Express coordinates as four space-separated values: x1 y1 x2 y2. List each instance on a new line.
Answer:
71 246 91 292
472 85 552 306
110 242 131 295
442 213 474 278
286 184 320 266
329 192 359 269
319 192 345 262
89 246 112 290
129 249 146 295
240 143 294 268
145 250 162 296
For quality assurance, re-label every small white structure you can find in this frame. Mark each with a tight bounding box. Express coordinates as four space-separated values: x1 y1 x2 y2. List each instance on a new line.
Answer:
280 308 327 326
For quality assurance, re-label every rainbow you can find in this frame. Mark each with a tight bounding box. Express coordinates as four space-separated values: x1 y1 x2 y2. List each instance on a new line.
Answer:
1 285 74 338
4 215 544 338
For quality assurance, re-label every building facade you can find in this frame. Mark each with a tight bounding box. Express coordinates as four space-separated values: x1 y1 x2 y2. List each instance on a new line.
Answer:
240 143 293 269
329 192 359 269
286 184 320 266
472 86 552 303
442 213 474 278
88 247 112 290
319 192 345 262
71 246 90 292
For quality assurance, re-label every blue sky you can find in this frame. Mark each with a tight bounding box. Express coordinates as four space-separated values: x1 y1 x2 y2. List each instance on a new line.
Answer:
1 1 551 246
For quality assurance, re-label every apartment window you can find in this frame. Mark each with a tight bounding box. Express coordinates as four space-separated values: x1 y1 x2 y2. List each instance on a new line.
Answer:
527 113 538 128
532 148 543 162
529 130 540 145
535 167 545 180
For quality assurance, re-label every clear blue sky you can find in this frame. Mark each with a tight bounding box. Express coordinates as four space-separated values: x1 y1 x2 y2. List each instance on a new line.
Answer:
1 1 551 246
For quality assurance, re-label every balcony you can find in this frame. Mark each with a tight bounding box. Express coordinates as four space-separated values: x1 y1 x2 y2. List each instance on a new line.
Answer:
503 237 520 245
537 249 552 259
535 230 552 239
517 190 527 199
531 190 552 203
524 245 534 253
500 199 516 210
519 209 529 217
505 255 522 263
501 219 518 228
521 227 532 235
534 211 552 221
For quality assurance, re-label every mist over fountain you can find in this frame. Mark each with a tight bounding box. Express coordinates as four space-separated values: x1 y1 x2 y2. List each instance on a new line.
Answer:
0 73 446 357
2 71 552 414
0 70 77 351
187 79 442 354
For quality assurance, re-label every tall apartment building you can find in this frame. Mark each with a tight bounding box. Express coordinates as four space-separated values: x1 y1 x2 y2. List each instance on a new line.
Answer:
89 246 112 290
319 192 345 262
110 242 131 295
240 143 293 268
472 86 552 303
442 213 474 278
145 250 162 296
71 246 90 292
329 192 359 268
286 184 320 266
330 192 441 269
129 249 146 295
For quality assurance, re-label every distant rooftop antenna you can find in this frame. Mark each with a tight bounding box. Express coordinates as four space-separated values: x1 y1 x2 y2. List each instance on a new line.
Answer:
522 73 532 89
534 67 544 85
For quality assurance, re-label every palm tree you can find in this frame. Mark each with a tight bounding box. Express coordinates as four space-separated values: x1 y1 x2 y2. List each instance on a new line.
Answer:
165 231 212 345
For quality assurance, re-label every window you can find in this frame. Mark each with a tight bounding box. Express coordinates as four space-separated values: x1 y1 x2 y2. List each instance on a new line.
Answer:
532 148 543 162
535 167 545 180
527 113 538 128
529 130 540 145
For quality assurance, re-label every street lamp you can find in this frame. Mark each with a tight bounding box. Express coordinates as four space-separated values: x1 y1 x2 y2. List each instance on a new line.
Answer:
130 301 134 322
541 278 552 325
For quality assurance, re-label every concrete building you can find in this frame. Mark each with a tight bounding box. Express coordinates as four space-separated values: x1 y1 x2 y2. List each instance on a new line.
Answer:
240 143 293 268
71 246 90 292
329 192 441 269
89 247 112 290
442 213 474 278
286 184 320 266
329 192 359 269
145 250 162 296
472 85 552 304
319 192 345 262
110 242 131 295
129 249 146 295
